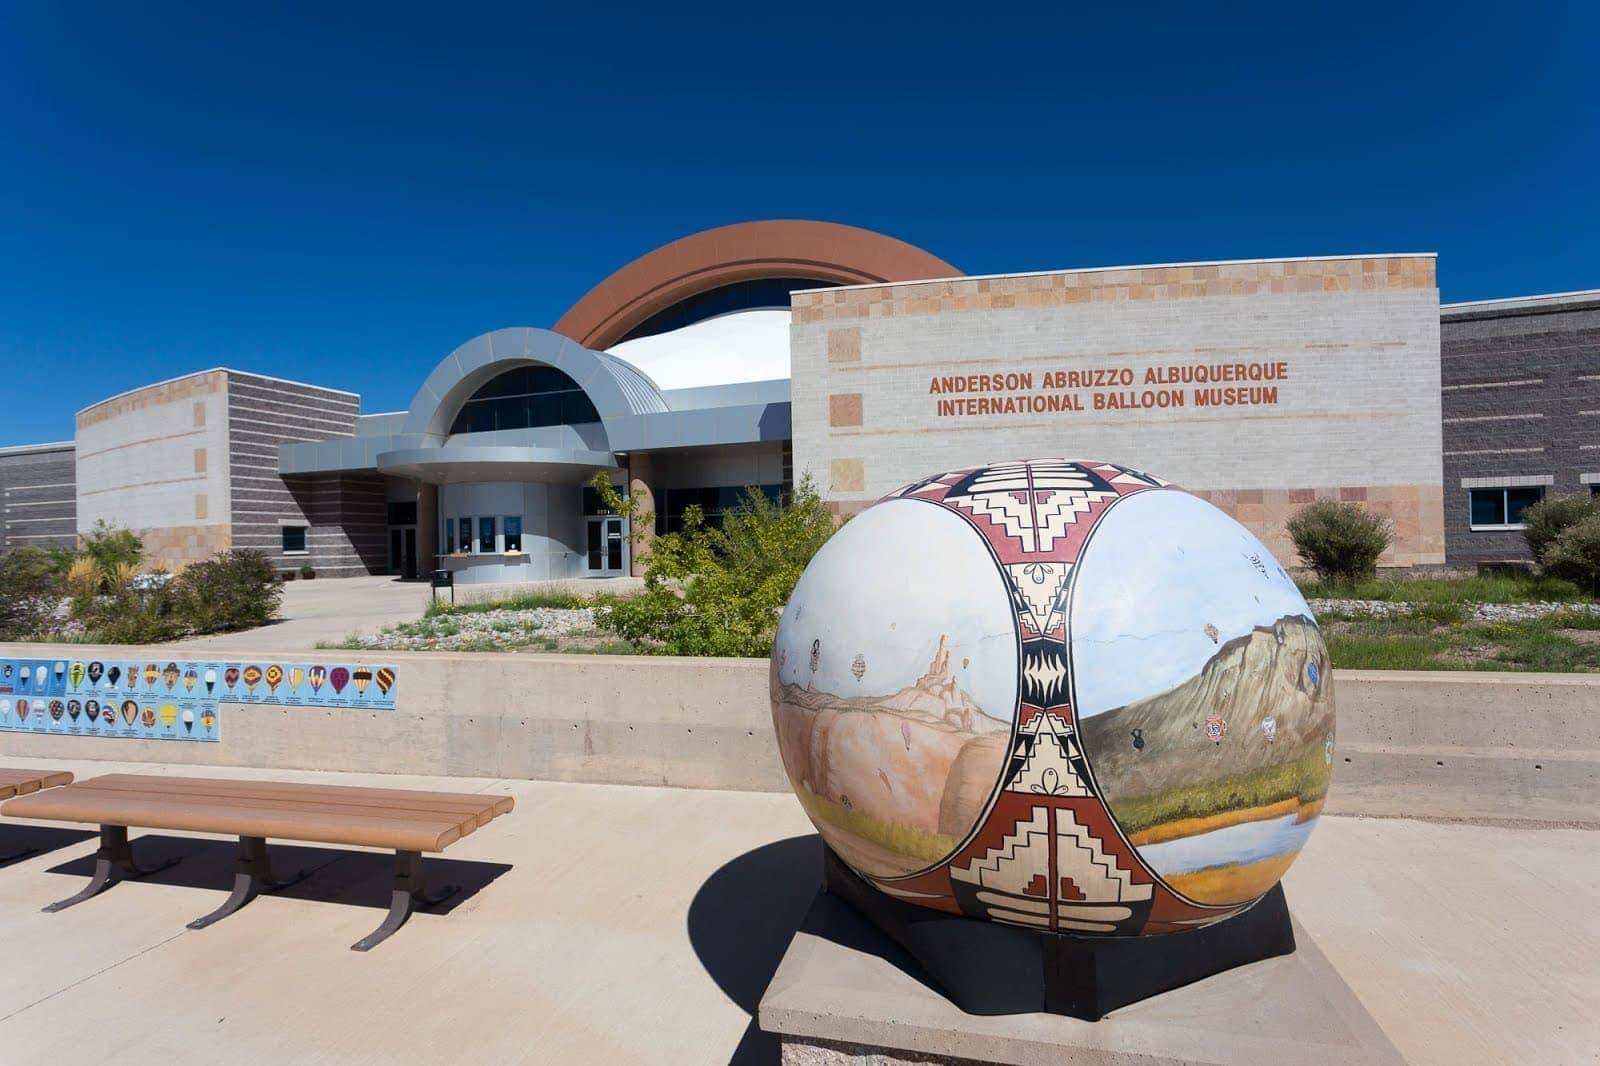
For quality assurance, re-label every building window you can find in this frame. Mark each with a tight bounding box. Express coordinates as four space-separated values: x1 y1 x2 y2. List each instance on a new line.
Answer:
281 526 308 554
477 516 497 554
387 501 418 526
445 518 456 555
504 516 522 553
448 366 602 434
654 484 785 535
1469 487 1544 530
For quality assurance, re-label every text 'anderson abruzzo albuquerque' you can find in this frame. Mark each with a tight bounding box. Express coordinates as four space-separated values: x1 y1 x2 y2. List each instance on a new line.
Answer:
929 360 1289 417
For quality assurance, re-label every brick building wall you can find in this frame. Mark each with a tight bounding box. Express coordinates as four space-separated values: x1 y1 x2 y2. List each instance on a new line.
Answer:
792 255 1445 568
0 442 76 552
1440 292 1600 566
226 372 386 576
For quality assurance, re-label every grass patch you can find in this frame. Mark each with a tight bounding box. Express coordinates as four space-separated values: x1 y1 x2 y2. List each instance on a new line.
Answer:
425 589 592 617
1296 573 1587 604
1110 748 1330 836
1323 612 1600 672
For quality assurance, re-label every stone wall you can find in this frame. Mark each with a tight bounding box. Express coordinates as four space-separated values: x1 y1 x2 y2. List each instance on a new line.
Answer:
1440 292 1600 566
791 256 1445 567
75 371 233 566
0 442 76 552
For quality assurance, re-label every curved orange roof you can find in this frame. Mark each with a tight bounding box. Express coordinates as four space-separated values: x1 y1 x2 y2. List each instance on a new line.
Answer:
552 220 958 351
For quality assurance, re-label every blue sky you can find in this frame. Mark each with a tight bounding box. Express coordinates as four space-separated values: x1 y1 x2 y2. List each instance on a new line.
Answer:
2 2 1595 446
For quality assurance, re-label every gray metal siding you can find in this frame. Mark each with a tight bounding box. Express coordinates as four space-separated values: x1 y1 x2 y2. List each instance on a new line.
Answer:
0 444 76 552
1440 299 1600 566
225 373 385 576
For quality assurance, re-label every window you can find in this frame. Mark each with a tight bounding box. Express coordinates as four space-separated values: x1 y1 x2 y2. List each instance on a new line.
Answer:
654 484 785 535
445 518 456 555
503 516 522 553
1469 487 1544 529
281 526 308 553
386 501 418 526
448 366 601 435
477 516 497 554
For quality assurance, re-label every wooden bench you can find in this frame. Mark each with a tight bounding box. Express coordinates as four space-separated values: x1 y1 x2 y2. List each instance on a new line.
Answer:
0 773 514 950
0 768 75 862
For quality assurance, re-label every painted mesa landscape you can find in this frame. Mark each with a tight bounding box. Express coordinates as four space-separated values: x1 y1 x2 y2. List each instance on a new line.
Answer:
770 636 1009 878
1079 613 1334 905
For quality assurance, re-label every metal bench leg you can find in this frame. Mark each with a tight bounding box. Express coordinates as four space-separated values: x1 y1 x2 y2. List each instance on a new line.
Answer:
351 850 460 952
43 825 181 913
188 836 312 931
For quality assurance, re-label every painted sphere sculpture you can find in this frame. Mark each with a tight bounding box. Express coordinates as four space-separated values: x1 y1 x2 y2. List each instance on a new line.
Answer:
770 460 1335 936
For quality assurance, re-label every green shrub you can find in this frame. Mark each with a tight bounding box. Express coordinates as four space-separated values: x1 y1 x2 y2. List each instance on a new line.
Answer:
0 547 65 640
1522 494 1600 565
299 562 315 579
1540 515 1600 596
173 550 282 633
78 520 144 576
1286 500 1392 584
592 473 838 657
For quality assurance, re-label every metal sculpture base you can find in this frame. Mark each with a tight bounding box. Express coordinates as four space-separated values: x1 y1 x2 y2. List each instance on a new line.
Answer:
822 845 1296 1021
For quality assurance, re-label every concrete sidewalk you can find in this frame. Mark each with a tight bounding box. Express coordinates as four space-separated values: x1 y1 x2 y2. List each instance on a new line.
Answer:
0 757 1593 1065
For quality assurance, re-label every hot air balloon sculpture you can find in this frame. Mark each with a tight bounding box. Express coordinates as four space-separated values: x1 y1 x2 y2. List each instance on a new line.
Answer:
162 662 179 690
330 667 350 694
353 665 372 695
375 667 395 697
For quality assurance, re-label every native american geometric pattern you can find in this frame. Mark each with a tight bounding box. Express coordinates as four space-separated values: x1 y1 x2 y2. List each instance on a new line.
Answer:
873 459 1255 936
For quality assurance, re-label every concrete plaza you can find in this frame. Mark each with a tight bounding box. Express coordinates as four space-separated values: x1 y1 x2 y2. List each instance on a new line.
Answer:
0 756 1592 1065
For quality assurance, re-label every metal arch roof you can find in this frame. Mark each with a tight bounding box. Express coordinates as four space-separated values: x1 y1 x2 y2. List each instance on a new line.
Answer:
400 326 668 443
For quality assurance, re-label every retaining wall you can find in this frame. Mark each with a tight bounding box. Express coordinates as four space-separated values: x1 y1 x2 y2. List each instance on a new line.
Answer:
1 646 1594 825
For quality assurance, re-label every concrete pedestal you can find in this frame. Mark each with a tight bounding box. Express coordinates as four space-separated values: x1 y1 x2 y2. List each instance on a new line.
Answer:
759 891 1403 1066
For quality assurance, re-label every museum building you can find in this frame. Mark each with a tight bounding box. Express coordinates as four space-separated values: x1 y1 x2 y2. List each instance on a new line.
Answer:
1 220 1595 578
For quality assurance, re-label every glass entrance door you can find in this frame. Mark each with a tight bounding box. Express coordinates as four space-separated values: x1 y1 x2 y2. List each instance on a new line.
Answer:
389 526 418 579
585 516 626 576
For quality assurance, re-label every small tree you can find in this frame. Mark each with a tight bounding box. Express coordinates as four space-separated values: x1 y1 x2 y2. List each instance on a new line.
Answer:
174 549 282 633
78 520 144 578
1286 499 1392 584
1522 493 1600 564
1540 514 1600 595
591 473 838 656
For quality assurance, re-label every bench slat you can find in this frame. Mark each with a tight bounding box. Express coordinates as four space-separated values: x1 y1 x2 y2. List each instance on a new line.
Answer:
76 775 511 826
2 789 466 853
0 768 74 800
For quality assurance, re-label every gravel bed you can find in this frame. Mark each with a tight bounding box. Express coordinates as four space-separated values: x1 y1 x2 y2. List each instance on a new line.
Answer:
344 606 598 651
1309 599 1600 623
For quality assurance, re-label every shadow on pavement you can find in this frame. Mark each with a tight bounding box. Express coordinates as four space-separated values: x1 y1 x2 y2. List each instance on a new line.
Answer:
0 825 97 867
688 834 821 1065
40 834 511 916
